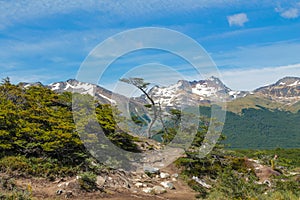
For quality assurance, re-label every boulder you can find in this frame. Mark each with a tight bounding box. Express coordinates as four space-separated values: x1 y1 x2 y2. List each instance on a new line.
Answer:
172 173 179 178
160 181 175 189
57 179 77 190
135 182 143 188
152 186 167 194
143 166 160 174
160 172 170 179
142 187 153 193
96 176 106 188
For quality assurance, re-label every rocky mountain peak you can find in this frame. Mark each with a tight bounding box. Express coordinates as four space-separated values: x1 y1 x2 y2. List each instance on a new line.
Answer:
18 81 44 88
254 77 300 104
274 77 300 87
138 77 247 109
66 79 80 85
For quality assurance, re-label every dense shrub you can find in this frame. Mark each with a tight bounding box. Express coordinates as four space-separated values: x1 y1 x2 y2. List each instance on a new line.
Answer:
78 172 97 192
0 79 140 174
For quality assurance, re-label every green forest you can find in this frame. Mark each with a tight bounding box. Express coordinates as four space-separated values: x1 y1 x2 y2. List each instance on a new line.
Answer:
199 106 300 149
0 78 139 176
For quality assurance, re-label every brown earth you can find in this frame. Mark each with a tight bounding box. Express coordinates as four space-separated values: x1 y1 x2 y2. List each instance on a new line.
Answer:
2 163 197 200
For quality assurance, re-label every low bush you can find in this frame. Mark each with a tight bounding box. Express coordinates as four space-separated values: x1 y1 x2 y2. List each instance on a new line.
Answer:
78 172 98 192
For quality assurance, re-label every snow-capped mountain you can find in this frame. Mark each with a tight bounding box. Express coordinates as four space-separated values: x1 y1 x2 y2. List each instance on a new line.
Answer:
48 79 117 104
137 77 248 108
21 79 120 104
21 82 44 88
254 77 300 104
20 76 300 110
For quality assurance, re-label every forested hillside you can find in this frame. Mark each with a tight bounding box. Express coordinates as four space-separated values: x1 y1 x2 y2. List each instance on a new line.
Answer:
0 78 139 175
200 106 300 149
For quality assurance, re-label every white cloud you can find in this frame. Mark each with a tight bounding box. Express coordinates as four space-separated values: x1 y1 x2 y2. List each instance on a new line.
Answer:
227 13 249 27
275 3 300 19
280 8 299 19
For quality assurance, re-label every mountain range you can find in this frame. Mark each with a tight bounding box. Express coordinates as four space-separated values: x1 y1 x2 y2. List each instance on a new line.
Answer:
18 76 300 149
20 76 300 113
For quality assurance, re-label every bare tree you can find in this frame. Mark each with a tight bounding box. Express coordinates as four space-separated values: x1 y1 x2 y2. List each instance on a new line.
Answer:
120 78 168 138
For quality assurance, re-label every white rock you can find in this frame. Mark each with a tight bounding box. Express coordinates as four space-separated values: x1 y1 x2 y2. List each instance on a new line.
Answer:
152 186 167 194
135 182 143 188
160 172 170 179
144 166 160 174
142 187 153 193
96 176 106 187
172 173 179 178
192 176 212 189
160 181 175 189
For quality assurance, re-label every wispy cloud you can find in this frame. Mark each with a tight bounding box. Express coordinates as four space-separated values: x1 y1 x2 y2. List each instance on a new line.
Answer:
227 13 249 27
199 26 272 42
220 63 300 91
0 0 244 29
213 40 300 69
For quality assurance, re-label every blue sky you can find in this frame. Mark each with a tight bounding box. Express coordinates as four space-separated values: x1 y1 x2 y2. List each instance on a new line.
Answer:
1 0 300 91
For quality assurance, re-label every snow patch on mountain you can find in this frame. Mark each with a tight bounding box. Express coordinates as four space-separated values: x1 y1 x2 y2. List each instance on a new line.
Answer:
137 77 249 108
254 77 300 104
288 80 300 87
191 83 218 96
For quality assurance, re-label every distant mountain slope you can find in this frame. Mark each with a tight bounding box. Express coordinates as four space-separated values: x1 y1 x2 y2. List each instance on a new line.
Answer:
254 77 300 104
226 94 284 113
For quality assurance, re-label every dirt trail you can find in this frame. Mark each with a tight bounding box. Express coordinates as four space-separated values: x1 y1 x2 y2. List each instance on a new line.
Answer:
11 163 197 200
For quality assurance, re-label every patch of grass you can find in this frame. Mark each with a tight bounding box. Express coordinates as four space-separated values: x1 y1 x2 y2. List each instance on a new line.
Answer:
0 155 80 177
78 172 98 192
233 148 300 169
0 176 32 200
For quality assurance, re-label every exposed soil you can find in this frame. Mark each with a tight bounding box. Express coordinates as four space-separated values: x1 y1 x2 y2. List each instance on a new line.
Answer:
2 163 197 200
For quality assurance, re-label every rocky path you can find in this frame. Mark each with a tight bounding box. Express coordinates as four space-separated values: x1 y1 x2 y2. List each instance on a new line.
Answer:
12 163 197 200
3 139 198 199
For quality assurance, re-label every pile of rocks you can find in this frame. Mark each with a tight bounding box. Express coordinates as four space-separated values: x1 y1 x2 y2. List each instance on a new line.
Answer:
133 166 178 195
54 166 179 197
